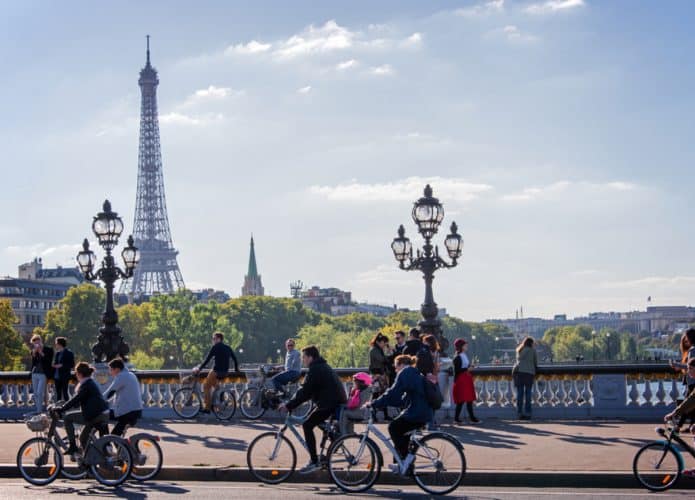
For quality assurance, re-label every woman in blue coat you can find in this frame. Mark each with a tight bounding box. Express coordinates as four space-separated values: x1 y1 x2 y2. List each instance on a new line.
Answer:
369 354 432 462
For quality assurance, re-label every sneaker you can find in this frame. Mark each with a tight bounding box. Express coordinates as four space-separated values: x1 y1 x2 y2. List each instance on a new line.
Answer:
65 445 79 456
388 463 400 473
683 468 695 478
469 417 482 424
298 461 320 474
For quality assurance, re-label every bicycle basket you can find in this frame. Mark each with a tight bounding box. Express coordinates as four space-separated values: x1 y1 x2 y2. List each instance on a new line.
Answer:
26 414 50 432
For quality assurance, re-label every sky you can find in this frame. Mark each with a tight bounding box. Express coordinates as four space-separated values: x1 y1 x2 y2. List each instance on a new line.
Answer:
1 0 694 322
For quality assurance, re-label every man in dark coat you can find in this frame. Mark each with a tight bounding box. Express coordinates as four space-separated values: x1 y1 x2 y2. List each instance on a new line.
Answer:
52 337 75 402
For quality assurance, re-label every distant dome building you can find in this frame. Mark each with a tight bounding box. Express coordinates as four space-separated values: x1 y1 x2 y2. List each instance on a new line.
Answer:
241 236 264 296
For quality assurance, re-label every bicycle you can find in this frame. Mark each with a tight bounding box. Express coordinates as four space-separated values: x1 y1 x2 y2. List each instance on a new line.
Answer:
17 408 133 487
326 413 466 495
172 371 237 420
633 420 695 491
246 409 341 484
238 365 312 420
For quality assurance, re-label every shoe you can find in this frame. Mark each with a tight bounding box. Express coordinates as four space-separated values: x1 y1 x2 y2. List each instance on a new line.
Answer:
469 417 482 424
683 468 695 478
520 415 531 420
199 409 211 414
65 445 79 456
388 463 399 473
299 461 320 474
454 418 463 425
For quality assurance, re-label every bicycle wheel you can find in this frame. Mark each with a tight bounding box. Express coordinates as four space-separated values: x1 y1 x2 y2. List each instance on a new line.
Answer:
247 431 296 484
412 433 466 495
327 434 381 493
213 388 237 420
239 387 266 419
633 441 682 491
16 437 63 486
172 387 201 419
89 436 133 487
55 432 89 480
129 434 163 481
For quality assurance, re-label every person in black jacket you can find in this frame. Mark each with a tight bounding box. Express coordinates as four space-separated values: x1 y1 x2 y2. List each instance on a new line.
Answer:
29 334 53 414
52 337 75 402
58 362 109 455
193 331 240 413
280 345 346 474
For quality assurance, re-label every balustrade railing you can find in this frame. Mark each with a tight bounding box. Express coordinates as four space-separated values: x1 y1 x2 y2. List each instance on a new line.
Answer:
0 362 684 419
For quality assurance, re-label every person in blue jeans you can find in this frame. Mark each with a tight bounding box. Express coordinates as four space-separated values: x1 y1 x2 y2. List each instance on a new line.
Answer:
271 338 301 395
512 337 538 420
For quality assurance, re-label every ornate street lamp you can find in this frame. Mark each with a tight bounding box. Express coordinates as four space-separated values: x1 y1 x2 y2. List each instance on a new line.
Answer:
76 200 140 362
391 184 463 353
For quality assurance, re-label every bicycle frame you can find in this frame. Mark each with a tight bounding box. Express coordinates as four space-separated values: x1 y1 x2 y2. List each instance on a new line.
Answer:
269 414 309 459
655 426 695 470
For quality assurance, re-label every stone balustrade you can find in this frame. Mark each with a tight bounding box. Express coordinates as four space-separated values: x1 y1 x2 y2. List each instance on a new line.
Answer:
0 362 684 420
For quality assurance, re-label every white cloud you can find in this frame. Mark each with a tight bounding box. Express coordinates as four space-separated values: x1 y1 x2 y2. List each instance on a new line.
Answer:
401 32 423 48
455 0 505 17
525 0 585 14
351 264 412 286
192 85 234 99
336 59 358 71
274 20 355 59
371 64 395 76
224 40 272 55
159 112 223 126
501 180 637 202
297 85 312 94
3 242 84 270
308 176 493 203
490 25 540 43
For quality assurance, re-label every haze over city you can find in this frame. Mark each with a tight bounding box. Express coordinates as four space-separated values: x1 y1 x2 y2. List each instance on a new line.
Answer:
2 0 693 321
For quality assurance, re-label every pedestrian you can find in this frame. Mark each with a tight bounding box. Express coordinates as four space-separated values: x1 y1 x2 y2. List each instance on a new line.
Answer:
369 332 392 422
29 334 53 414
513 336 538 420
452 338 481 424
52 337 75 402
422 334 441 429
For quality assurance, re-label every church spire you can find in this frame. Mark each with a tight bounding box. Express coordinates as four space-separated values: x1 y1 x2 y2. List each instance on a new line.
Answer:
242 235 264 296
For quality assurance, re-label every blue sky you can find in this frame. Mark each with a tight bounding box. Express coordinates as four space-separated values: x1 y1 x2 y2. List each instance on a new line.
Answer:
1 0 694 321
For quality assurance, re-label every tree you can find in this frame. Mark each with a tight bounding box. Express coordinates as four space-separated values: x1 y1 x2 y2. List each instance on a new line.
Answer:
117 302 154 356
146 290 199 369
37 283 105 362
0 299 24 370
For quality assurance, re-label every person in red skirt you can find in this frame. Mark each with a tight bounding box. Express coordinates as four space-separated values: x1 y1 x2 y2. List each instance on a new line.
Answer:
452 338 481 424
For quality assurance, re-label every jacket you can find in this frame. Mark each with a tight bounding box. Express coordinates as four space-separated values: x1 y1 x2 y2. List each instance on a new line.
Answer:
515 346 538 376
31 346 54 380
372 366 432 423
368 346 389 375
403 339 423 356
53 348 75 381
104 368 143 417
200 342 239 375
286 357 346 411
62 378 109 420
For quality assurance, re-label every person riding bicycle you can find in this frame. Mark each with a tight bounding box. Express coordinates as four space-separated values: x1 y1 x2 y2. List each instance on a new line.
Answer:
664 357 695 477
193 331 240 414
103 358 143 436
270 338 302 396
57 362 110 456
366 354 432 472
279 345 347 474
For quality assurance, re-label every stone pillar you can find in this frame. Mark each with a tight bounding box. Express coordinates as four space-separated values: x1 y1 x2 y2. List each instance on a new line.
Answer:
438 356 453 409
591 374 627 417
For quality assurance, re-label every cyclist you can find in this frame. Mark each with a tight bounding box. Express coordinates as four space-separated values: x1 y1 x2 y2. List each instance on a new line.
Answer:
279 345 346 473
193 331 240 414
271 338 301 396
366 354 432 472
57 362 109 456
664 357 695 477
104 358 143 436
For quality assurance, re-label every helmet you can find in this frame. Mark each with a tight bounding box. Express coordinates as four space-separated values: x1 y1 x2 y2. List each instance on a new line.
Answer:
353 372 372 385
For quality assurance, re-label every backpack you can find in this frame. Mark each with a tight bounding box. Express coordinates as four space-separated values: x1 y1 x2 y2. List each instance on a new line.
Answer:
422 376 443 410
416 344 434 375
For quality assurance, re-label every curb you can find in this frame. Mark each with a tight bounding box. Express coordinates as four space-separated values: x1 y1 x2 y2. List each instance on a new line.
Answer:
2 465 693 489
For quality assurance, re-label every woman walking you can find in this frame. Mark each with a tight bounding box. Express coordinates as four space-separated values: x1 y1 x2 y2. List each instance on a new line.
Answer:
513 336 538 420
422 334 442 429
369 333 391 422
452 338 480 424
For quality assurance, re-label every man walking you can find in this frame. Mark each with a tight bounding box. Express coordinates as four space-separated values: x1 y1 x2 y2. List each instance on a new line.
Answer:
52 337 74 402
29 334 53 413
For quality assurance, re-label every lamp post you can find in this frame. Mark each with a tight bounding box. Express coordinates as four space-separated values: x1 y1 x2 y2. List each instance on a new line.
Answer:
391 184 463 354
349 342 355 368
591 330 597 361
76 200 139 362
605 332 611 361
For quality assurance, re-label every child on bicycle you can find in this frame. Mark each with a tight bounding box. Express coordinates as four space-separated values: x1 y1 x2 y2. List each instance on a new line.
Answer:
340 372 373 435
664 358 695 477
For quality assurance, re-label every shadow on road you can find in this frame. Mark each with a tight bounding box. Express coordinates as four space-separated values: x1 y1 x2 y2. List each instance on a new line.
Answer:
31 481 190 498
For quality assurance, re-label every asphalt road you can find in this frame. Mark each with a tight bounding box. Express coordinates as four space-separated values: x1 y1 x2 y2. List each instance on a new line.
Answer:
0 480 693 500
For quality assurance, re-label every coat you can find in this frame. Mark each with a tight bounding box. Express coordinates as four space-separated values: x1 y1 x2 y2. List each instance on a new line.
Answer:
62 378 109 421
372 366 432 423
286 357 346 411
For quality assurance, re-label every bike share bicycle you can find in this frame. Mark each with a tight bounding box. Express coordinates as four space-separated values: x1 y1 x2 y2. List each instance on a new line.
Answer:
246 409 341 483
633 418 695 491
18 407 133 487
326 412 466 495
172 370 237 420
239 365 312 420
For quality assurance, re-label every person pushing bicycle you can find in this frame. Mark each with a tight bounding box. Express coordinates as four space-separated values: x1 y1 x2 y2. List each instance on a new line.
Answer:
664 357 695 477
193 331 240 414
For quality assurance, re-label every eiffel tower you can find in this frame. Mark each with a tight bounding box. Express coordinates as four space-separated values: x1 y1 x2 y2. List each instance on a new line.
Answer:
120 36 185 297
